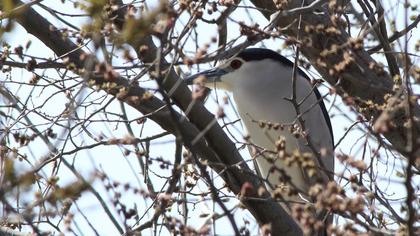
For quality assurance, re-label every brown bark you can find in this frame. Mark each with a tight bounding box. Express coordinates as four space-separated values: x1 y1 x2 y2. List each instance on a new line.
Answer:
250 0 420 164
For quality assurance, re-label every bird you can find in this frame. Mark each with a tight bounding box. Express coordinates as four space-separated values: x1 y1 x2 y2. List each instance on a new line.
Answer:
185 48 334 233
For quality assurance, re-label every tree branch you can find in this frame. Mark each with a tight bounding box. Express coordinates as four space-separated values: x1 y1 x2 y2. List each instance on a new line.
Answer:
251 0 420 167
3 0 303 234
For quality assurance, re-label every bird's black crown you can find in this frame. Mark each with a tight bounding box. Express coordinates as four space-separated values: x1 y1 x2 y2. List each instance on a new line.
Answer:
237 48 295 69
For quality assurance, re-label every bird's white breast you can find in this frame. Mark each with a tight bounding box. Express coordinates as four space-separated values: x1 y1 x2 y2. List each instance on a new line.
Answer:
224 59 333 201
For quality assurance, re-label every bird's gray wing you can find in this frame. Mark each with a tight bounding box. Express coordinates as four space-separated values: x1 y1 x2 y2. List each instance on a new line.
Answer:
296 136 334 196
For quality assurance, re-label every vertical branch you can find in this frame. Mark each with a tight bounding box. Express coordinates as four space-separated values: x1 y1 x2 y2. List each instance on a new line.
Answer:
403 0 415 235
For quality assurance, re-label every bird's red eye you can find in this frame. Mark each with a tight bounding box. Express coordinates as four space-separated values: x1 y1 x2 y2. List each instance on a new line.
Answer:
230 59 243 69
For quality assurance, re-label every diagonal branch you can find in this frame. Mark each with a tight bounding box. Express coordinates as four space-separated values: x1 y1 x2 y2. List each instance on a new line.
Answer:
357 0 400 77
3 0 303 235
368 14 420 53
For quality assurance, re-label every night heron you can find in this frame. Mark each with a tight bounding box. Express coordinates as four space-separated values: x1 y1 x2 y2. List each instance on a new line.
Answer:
185 48 334 231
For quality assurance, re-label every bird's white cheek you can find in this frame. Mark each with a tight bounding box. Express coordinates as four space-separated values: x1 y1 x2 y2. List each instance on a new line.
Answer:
217 74 235 91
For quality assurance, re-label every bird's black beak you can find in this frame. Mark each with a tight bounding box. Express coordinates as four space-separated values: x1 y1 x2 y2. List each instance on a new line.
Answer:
184 67 228 85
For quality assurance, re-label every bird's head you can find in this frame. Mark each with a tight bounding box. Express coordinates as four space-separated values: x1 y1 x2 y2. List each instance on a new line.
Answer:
184 55 245 91
184 48 293 91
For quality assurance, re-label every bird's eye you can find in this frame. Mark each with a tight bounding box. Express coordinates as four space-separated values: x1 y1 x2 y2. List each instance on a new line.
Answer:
230 59 243 69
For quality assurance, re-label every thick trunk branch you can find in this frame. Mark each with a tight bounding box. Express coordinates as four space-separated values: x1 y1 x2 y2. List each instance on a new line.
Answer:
251 0 420 165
